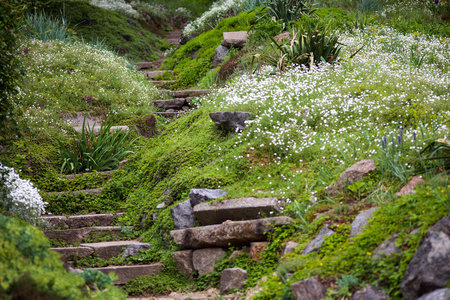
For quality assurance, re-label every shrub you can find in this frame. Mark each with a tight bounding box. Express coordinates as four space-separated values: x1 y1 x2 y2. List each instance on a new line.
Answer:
90 0 142 19
0 163 46 224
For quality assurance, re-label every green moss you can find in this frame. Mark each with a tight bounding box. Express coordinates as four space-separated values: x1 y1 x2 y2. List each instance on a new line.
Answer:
44 1 162 62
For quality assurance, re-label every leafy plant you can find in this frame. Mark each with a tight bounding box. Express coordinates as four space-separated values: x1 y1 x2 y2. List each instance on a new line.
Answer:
260 22 342 71
415 138 450 174
263 0 316 24
409 44 425 69
326 275 359 299
58 119 135 174
24 10 75 43
80 269 116 291
356 0 381 13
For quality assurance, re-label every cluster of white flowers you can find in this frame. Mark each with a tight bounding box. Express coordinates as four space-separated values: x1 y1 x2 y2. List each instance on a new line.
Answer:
183 0 245 36
90 0 142 19
0 164 46 224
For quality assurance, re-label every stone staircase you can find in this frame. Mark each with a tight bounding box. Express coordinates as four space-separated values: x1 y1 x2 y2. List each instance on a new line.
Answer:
41 213 163 284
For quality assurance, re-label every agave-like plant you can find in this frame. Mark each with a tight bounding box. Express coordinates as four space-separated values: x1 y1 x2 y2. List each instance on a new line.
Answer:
263 0 315 23
261 22 342 72
415 139 450 174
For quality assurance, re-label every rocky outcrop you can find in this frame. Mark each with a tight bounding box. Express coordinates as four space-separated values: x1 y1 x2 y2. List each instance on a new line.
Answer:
209 112 250 132
328 160 377 195
350 207 380 237
220 268 248 294
302 226 334 255
401 215 450 300
291 277 326 300
170 217 292 249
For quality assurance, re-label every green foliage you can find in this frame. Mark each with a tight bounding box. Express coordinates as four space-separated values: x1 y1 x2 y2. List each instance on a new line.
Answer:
58 120 135 174
326 274 359 298
261 22 342 71
124 272 192 296
80 269 114 291
263 0 316 24
0 214 126 299
415 138 450 174
24 10 76 43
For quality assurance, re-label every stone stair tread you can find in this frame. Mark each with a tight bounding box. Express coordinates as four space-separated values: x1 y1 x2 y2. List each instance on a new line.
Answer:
152 98 186 109
91 263 163 284
170 216 291 249
193 197 280 226
134 60 163 70
142 70 173 79
40 213 124 229
79 240 138 259
158 89 210 98
72 125 129 134
153 112 187 118
50 246 94 261
46 188 104 196
63 170 114 180
44 226 132 244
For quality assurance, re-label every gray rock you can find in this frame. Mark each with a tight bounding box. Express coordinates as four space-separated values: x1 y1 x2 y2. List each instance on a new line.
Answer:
127 19 136 26
222 31 248 47
121 243 152 258
352 285 389 300
213 45 229 68
230 248 250 260
189 188 228 207
209 112 251 132
281 241 299 257
329 160 377 195
220 268 248 294
396 176 426 196
171 200 195 229
180 33 195 45
171 217 292 249
302 226 335 255
156 202 166 209
350 207 380 237
373 234 400 259
417 288 450 300
291 277 326 300
193 248 226 275
193 197 280 225
401 215 450 300
172 250 194 279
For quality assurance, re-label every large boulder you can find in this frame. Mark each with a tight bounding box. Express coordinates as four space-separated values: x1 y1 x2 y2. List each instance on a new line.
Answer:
328 160 377 195
352 285 389 300
291 277 326 300
192 248 226 275
171 199 195 229
350 207 380 237
401 215 450 300
221 31 248 47
189 188 227 207
209 112 250 132
170 217 292 249
302 226 334 255
220 268 248 294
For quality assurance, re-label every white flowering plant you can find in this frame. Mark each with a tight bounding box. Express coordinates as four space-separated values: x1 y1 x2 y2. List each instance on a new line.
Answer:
90 0 142 20
0 164 46 224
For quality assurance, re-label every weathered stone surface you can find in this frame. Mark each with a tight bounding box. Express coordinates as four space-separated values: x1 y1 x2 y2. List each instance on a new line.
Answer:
171 217 292 249
401 215 450 300
171 200 195 229
220 268 247 294
152 99 186 110
193 197 279 225
189 188 228 207
282 241 298 257
44 226 128 244
396 176 426 196
79 240 137 259
143 70 173 79
209 112 251 132
173 90 210 98
72 126 129 135
373 234 400 259
250 242 268 262
291 277 326 300
302 226 334 255
350 207 380 237
352 285 389 300
193 248 226 275
67 213 115 229
40 216 68 229
230 248 250 260
51 246 94 262
47 188 104 196
328 160 377 195
172 250 194 279
93 263 163 284
222 31 248 47
417 288 450 300
273 32 291 42
213 45 229 67
121 242 152 258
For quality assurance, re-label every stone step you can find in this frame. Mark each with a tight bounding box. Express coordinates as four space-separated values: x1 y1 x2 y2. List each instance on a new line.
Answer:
159 89 210 98
193 197 280 226
92 263 163 284
72 125 129 135
51 246 94 262
41 213 124 229
150 80 177 87
170 216 291 249
79 240 138 259
153 111 187 119
167 38 180 45
44 226 132 244
46 188 104 197
142 70 173 79
152 98 186 110
134 60 163 70
63 170 114 180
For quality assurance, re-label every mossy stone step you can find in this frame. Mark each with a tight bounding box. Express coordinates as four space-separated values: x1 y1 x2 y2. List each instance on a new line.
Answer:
40 213 124 229
150 80 177 87
152 98 186 110
72 125 129 135
92 263 163 284
134 60 163 70
78 240 138 259
159 89 210 98
153 111 187 119
142 70 173 79
46 188 104 196
64 170 114 180
44 226 132 244
51 246 94 262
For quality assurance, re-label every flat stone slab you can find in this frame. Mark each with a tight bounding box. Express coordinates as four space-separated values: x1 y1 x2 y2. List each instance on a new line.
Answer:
143 70 173 79
40 213 123 229
159 89 210 98
152 99 186 110
222 31 248 47
80 240 137 259
92 263 163 284
193 197 280 225
170 217 292 249
153 112 187 119
44 226 130 244
134 61 162 70
72 125 129 135
64 170 114 180
150 80 177 87
47 188 104 196
51 246 94 262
